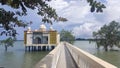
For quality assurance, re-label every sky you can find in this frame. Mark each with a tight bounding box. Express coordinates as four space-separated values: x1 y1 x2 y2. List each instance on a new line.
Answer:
1 0 120 40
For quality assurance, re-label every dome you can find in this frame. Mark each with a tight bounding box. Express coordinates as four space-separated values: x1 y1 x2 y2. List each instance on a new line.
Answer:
40 24 46 31
27 27 31 31
40 24 46 29
35 29 38 31
27 27 32 33
50 26 54 31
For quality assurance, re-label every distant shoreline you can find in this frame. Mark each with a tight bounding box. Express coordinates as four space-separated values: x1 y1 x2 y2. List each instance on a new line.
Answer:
75 38 95 41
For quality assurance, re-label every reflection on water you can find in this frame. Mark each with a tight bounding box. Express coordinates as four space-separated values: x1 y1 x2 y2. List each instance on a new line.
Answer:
74 41 120 68
0 41 49 68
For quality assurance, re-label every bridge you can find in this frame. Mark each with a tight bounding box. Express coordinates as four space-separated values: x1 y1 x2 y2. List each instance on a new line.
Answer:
35 42 117 68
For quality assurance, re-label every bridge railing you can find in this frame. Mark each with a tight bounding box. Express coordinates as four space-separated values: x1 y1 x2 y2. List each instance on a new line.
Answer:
35 43 62 68
64 42 117 68
51 44 62 68
35 42 117 68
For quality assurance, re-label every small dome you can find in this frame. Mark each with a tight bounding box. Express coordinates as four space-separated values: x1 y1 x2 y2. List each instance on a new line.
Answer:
35 29 38 31
27 27 31 31
40 24 46 31
27 27 32 33
50 26 54 31
40 24 46 29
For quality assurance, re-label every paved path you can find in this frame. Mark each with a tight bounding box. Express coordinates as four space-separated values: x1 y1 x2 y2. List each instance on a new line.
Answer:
56 44 78 68
35 42 117 68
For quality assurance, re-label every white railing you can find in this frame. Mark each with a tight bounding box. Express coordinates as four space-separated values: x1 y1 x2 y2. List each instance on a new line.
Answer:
35 42 117 68
64 42 117 68
51 44 62 68
35 44 62 68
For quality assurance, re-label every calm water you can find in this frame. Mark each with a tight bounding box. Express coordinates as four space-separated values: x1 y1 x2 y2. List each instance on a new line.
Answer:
0 41 49 68
74 41 120 68
0 41 120 68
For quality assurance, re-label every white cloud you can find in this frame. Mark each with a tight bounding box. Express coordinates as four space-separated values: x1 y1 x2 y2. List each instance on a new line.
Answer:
6 0 120 40
48 0 100 38
1 0 120 40
48 0 69 11
49 0 91 26
48 0 120 38
105 0 120 22
73 22 101 38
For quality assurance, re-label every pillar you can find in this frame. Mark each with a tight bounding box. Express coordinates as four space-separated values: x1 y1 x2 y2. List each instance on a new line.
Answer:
46 46 50 51
32 46 34 51
33 46 36 51
38 46 41 51
51 46 55 50
28 46 31 51
25 46 27 51
42 46 46 51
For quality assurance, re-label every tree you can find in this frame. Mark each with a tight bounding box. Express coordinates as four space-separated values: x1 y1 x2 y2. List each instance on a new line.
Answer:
0 37 15 51
60 29 75 44
88 0 106 12
0 0 67 37
93 21 120 51
0 0 105 37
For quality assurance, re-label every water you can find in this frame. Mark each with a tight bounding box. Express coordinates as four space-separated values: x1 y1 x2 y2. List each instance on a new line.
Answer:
0 41 120 68
0 41 49 68
74 41 120 68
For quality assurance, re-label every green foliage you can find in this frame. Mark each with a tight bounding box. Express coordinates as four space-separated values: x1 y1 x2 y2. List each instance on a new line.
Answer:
93 21 120 51
87 0 106 12
0 37 15 51
0 0 67 37
0 0 105 37
0 8 28 37
60 29 75 44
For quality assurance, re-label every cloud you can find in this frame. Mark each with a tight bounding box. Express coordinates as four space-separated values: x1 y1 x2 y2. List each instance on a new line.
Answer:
48 0 120 38
105 0 120 22
48 0 69 11
72 22 101 38
1 0 120 40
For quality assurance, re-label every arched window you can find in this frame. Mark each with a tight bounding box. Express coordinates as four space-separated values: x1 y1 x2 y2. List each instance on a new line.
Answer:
35 37 42 44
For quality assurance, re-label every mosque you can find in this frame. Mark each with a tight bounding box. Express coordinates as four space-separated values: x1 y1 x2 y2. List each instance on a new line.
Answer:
24 24 60 51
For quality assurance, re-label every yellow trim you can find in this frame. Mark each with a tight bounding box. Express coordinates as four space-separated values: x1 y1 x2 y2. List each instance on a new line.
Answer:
49 31 57 44
24 31 27 44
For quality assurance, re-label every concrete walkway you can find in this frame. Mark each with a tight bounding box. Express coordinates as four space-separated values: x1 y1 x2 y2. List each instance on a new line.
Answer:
35 42 117 68
56 44 78 68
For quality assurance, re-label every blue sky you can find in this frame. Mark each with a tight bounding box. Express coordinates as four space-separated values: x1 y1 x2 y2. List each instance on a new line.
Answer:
1 0 120 40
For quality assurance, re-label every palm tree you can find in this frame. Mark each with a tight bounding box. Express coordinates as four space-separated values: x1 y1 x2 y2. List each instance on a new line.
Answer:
0 37 15 51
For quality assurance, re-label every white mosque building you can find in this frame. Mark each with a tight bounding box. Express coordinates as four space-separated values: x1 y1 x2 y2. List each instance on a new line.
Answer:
24 24 60 51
